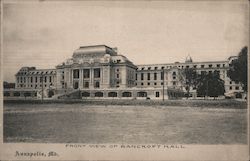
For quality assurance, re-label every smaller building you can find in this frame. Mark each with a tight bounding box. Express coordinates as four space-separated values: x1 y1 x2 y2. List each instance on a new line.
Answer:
15 67 56 89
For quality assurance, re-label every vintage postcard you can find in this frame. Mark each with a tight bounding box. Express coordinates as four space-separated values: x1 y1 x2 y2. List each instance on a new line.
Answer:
0 0 249 160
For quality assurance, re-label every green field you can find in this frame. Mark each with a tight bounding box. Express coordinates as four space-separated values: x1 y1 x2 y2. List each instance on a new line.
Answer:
4 102 247 144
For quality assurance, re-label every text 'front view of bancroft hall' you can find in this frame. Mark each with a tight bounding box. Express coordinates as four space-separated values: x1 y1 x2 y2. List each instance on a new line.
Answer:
3 45 246 100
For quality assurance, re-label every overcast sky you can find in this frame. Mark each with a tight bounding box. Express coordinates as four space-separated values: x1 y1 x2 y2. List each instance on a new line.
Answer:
2 1 249 82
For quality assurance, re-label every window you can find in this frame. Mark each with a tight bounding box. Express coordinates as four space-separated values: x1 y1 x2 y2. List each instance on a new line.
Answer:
82 92 90 97
95 92 103 97
148 67 151 70
161 82 163 85
229 86 232 90
201 65 205 68
147 73 150 80
84 82 89 88
155 67 158 70
173 82 176 85
14 92 20 97
201 71 206 75
223 64 225 67
141 67 144 70
156 92 160 97
94 81 100 88
30 77 33 83
193 65 197 68
154 73 157 80
4 92 10 97
108 92 117 97
148 82 150 85
209 64 213 68
137 91 147 97
40 77 43 82
94 68 101 78
135 74 137 80
83 69 90 78
217 64 221 68
73 69 79 79
161 66 165 69
161 72 164 80
117 74 119 78
186 66 189 68
44 76 47 83
154 82 157 85
141 83 144 86
141 73 144 80
230 81 232 84
122 92 132 97
49 76 52 82
73 82 79 89
235 86 239 90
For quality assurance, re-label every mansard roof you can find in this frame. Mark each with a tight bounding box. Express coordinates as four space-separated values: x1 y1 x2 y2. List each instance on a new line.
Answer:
72 45 117 58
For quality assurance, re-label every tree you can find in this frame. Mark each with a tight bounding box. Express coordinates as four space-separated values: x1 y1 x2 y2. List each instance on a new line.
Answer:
182 68 198 99
227 46 248 91
197 71 225 99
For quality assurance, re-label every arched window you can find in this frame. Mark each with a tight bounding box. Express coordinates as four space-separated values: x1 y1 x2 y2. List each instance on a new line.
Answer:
122 92 132 97
108 92 117 97
95 92 103 97
82 92 90 97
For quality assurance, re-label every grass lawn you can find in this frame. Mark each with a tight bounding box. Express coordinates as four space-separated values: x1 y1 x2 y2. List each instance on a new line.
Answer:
4 103 247 144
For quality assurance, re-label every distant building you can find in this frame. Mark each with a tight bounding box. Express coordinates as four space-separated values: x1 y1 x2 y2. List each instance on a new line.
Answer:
15 67 56 89
4 45 244 99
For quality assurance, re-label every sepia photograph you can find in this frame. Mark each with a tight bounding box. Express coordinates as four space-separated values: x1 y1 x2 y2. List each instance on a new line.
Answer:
1 0 249 160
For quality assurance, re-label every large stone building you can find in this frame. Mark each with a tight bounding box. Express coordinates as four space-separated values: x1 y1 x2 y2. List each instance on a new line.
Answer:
3 45 244 99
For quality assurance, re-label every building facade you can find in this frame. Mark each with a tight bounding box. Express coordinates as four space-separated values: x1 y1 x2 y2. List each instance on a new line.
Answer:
4 45 244 100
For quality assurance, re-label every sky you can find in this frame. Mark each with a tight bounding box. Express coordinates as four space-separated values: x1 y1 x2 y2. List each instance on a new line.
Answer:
2 0 249 82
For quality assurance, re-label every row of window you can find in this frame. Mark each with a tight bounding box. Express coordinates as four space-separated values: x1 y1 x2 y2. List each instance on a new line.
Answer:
136 81 177 86
229 86 240 90
72 81 100 89
17 76 53 83
139 63 226 71
17 83 53 88
136 72 164 81
81 91 160 98
136 72 176 81
17 71 55 75
73 68 101 79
